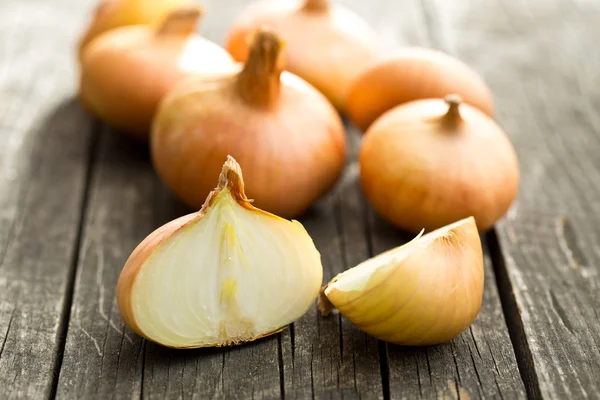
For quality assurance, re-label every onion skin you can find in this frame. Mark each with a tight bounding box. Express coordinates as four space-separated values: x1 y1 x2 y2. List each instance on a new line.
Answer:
79 7 236 139
116 156 323 348
346 47 495 131
225 0 378 111
360 96 519 233
152 29 347 218
320 217 484 346
78 0 193 57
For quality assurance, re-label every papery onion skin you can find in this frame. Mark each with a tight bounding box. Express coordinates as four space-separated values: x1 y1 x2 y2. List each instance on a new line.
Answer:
320 217 484 346
225 0 378 111
346 47 495 131
152 28 347 218
360 96 519 233
116 156 324 348
79 7 236 139
78 0 193 57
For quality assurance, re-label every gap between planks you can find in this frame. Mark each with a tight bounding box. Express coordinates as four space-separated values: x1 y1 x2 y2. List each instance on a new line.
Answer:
48 121 102 398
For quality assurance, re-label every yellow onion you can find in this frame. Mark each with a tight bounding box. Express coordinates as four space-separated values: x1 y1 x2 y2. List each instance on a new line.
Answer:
225 0 378 111
319 217 483 346
78 0 193 56
117 156 323 348
152 28 347 218
360 95 519 233
346 47 494 131
79 6 236 139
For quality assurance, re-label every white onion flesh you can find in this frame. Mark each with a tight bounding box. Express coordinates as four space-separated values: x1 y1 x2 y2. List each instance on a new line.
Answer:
130 189 323 348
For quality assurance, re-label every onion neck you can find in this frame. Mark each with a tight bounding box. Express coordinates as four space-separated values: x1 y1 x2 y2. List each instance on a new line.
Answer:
234 29 284 109
440 94 463 129
201 156 249 213
156 6 203 37
302 0 329 12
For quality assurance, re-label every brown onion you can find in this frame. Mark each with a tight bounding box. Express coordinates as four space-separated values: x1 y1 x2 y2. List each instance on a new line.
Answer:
346 47 495 131
78 0 193 57
225 0 378 111
79 7 236 139
151 28 347 218
360 95 519 233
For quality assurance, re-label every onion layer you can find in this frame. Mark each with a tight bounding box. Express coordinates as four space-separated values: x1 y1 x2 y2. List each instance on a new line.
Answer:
79 6 236 139
152 28 347 218
346 47 495 131
360 95 519 233
117 156 324 348
319 217 484 346
225 0 378 111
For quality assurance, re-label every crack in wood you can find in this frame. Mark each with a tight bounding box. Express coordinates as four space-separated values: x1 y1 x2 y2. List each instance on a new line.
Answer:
486 230 542 399
0 308 15 359
556 216 588 268
48 120 101 399
548 290 576 335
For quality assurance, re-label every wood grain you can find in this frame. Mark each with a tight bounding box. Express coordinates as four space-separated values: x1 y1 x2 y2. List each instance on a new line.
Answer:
0 0 96 397
425 0 600 397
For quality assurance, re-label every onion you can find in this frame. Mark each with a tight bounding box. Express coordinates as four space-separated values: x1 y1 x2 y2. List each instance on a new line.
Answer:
78 0 193 56
319 217 484 346
79 6 236 139
225 0 378 111
346 47 495 131
151 28 347 218
117 156 324 348
360 95 519 233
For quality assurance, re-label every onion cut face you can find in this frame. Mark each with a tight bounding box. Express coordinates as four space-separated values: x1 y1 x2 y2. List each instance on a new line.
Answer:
117 156 323 348
319 217 484 346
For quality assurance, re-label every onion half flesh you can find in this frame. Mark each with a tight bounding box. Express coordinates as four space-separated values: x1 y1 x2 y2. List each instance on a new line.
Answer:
319 217 484 346
117 156 323 348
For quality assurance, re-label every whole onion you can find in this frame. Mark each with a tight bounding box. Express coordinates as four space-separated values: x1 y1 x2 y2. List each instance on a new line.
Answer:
360 95 519 232
225 0 378 111
346 47 495 131
79 7 236 139
151 28 347 218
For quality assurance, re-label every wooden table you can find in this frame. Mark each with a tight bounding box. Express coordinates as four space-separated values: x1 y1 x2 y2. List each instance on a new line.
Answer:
1 0 599 398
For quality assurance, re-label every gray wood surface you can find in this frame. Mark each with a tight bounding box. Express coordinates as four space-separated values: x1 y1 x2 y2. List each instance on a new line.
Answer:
2 0 598 398
0 0 96 397
425 0 600 398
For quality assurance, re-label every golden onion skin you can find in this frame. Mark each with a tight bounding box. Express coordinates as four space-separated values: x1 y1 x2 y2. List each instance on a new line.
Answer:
360 97 519 233
78 0 193 56
346 47 495 131
79 9 235 139
225 0 378 111
322 217 484 346
151 30 347 218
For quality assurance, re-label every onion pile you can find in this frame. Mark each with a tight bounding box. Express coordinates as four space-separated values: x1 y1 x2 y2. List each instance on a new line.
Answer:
225 0 378 111
79 6 236 139
151 28 347 218
68 0 520 350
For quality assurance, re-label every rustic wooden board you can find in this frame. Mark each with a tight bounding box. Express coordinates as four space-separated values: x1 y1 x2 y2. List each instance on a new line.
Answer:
0 0 97 397
427 0 600 398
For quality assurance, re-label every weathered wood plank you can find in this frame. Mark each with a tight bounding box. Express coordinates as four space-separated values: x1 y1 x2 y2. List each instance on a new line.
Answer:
0 0 96 397
425 0 600 397
279 126 383 399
